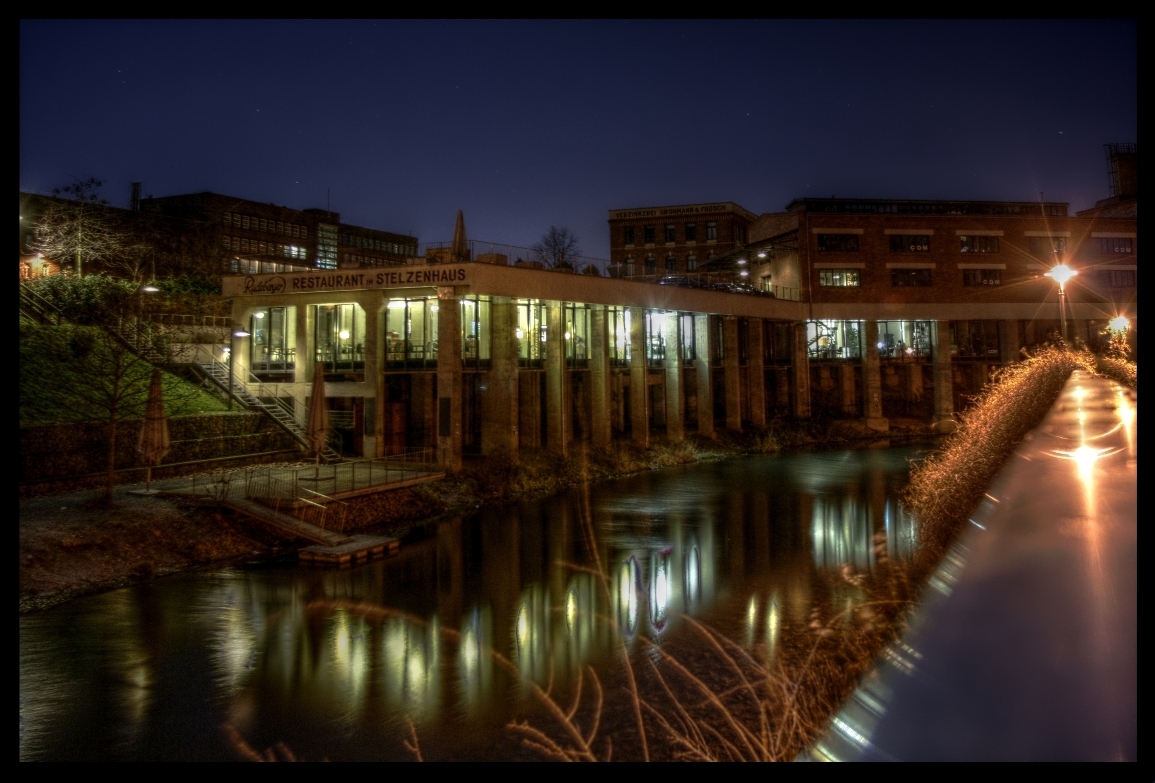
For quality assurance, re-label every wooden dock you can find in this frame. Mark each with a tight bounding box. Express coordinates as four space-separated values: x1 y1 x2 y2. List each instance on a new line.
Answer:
299 534 399 566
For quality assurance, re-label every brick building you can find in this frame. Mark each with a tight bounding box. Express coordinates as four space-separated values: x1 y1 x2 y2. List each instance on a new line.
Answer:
606 201 756 278
142 192 417 275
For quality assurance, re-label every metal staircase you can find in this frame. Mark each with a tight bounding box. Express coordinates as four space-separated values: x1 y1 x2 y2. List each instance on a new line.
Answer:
19 284 61 325
192 347 342 463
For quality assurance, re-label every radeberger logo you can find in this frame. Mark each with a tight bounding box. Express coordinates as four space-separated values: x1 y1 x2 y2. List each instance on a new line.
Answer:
243 275 286 294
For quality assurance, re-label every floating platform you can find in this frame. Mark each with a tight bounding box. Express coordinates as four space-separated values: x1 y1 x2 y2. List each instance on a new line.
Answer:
298 534 399 566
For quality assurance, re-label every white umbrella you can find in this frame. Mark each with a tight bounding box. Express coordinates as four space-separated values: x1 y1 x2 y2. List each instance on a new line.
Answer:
135 367 170 494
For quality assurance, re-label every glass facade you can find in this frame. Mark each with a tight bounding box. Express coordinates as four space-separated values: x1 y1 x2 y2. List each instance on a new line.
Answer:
645 311 667 367
876 320 933 360
516 300 545 369
950 320 1002 360
460 296 491 369
679 314 696 362
385 297 440 369
607 307 631 368
315 304 366 372
818 269 861 287
249 306 296 374
807 320 863 360
564 304 590 368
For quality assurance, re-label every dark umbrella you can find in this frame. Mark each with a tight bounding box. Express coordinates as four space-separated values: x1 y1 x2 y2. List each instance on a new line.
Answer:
135 368 170 494
307 362 329 474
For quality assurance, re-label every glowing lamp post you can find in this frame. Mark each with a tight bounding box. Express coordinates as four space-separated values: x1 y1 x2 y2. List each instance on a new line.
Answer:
1045 264 1077 342
1109 316 1130 333
229 326 251 410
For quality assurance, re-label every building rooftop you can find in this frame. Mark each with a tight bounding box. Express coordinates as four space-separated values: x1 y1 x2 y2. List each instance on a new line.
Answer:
785 197 1069 217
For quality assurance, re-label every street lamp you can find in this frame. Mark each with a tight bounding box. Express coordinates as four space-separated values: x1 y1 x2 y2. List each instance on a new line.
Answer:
1045 264 1077 342
1109 316 1130 333
229 326 251 410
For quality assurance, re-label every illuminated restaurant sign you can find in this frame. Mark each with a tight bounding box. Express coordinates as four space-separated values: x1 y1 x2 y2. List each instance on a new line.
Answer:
229 265 469 296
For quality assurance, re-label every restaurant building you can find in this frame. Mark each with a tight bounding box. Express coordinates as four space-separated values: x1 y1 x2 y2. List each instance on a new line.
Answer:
222 181 1135 472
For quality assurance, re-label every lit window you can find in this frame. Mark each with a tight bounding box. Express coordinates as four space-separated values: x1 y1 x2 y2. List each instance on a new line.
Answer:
959 235 1000 253
819 269 861 287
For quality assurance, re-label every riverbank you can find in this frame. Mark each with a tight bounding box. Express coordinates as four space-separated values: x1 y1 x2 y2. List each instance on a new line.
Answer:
19 416 937 614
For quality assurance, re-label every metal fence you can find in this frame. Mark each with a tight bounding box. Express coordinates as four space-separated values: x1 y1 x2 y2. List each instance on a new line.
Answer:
418 239 612 276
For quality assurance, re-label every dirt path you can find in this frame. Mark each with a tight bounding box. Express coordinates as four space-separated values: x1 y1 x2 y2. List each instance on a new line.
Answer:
19 486 279 613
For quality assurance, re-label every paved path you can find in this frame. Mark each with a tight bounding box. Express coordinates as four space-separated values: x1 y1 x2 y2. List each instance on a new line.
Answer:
807 370 1136 761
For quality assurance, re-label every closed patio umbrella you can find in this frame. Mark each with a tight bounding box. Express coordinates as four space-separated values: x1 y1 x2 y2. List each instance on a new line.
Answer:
135 367 170 495
307 362 329 472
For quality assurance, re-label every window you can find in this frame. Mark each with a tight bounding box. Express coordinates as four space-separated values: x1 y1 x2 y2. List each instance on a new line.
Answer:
877 321 933 359
950 320 1002 359
1101 270 1136 287
643 225 656 245
963 269 1001 286
221 234 231 247
315 303 367 373
679 313 696 361
1029 236 1067 255
891 268 932 286
817 233 859 252
607 307 632 367
644 311 666 367
316 224 338 269
686 254 697 272
222 211 231 225
889 235 930 252
249 306 297 374
625 258 636 277
806 320 863 360
515 300 545 368
460 296 491 369
259 218 267 231
386 298 440 368
665 224 676 243
666 256 677 273
1097 237 1133 254
959 235 1000 253
819 269 861 287
623 226 635 246
685 223 697 242
645 257 656 275
706 221 718 241
564 303 590 367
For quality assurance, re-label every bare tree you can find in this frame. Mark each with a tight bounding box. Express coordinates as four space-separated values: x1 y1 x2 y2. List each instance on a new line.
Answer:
531 226 582 270
31 177 126 277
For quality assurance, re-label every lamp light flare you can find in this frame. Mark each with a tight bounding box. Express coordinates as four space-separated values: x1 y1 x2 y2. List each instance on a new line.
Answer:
253 311 265 319
1045 264 1077 285
339 330 350 340
1109 316 1130 332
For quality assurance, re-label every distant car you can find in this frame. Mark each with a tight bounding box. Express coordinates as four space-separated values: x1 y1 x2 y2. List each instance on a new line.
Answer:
657 275 690 286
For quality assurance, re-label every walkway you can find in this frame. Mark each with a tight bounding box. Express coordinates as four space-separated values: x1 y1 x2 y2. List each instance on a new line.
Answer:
806 370 1137 761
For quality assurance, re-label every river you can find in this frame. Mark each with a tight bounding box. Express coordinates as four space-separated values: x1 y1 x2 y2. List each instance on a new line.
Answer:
19 446 922 761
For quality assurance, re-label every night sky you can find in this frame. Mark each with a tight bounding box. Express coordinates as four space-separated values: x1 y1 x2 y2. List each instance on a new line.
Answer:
20 20 1136 259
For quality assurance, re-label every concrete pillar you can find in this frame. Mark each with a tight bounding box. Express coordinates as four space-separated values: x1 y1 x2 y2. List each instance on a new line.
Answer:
862 321 888 432
482 298 519 463
589 306 612 448
693 314 715 438
723 316 742 432
662 312 684 441
363 298 384 458
230 300 253 382
1000 319 1022 363
296 302 313 383
904 363 924 404
839 364 857 416
747 318 767 428
436 288 463 471
791 321 811 419
518 373 542 449
545 301 570 455
629 307 649 447
932 320 956 433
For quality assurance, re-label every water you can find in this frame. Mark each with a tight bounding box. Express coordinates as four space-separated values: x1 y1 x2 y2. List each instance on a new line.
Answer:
19 446 921 761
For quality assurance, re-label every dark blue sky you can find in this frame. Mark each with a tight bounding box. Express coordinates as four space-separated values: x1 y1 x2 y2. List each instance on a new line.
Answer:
20 20 1136 259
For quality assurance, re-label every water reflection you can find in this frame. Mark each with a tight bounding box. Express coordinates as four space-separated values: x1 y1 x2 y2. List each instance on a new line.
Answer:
20 446 922 761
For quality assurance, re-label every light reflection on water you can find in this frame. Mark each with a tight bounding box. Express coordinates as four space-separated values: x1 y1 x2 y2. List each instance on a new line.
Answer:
19 446 920 761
